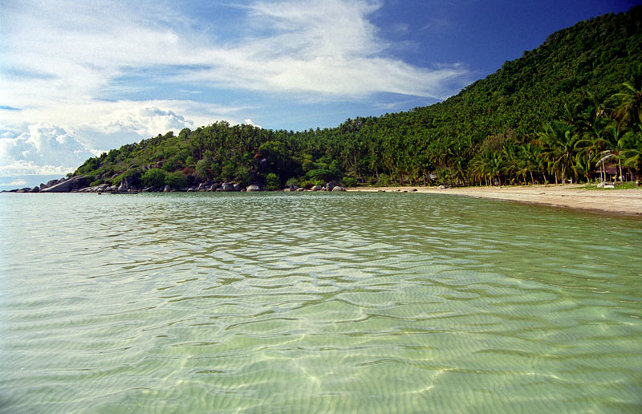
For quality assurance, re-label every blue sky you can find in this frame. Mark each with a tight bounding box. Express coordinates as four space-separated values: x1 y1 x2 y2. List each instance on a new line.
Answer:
0 0 636 189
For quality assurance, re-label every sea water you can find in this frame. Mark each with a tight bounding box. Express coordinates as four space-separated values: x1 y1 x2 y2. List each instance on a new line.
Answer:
0 192 640 413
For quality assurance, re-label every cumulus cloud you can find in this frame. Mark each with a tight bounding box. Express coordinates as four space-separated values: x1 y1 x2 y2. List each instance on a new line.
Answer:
0 101 206 174
100 107 193 141
0 124 95 176
244 119 262 128
0 101 232 175
0 100 245 174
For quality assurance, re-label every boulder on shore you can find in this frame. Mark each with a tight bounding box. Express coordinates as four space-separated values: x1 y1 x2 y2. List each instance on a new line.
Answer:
325 181 340 191
246 184 261 192
42 176 89 192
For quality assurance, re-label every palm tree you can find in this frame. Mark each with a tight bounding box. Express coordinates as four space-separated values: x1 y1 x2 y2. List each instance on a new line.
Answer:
489 152 504 186
501 142 524 184
538 121 578 184
518 142 541 184
610 67 642 180
613 80 642 132
470 153 488 186
621 143 642 180
596 150 616 184
575 123 609 183
603 123 633 183
613 126 642 181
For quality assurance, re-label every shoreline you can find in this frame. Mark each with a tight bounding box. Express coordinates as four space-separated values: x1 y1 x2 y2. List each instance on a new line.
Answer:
4 182 641 217
348 184 642 217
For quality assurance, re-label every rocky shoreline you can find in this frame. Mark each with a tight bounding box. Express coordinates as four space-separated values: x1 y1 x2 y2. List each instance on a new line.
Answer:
5 178 641 216
2 176 346 194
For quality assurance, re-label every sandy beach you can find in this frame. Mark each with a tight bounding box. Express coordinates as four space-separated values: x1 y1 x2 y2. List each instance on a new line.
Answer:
349 184 642 216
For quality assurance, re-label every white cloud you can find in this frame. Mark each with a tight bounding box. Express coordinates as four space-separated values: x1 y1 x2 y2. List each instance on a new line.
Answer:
0 100 247 174
0 0 469 176
0 99 249 175
2 0 465 104
244 118 262 128
0 124 94 176
100 107 192 140
179 0 465 98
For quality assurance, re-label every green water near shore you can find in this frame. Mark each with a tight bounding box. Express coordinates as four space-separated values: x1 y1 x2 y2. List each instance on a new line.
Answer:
1 192 641 413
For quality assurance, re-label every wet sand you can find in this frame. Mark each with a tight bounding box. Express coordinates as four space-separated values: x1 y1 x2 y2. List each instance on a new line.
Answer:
349 184 642 217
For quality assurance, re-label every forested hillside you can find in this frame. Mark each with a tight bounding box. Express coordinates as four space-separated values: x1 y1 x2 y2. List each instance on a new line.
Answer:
73 6 641 190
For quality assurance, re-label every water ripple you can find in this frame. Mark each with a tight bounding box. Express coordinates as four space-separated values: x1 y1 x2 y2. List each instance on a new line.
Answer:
0 192 641 413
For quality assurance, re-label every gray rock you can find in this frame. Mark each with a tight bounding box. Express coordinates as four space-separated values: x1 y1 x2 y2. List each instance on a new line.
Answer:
246 184 261 192
42 176 89 192
31 186 40 193
118 180 129 192
163 185 171 192
221 182 235 192
311 185 322 191
88 184 109 193
325 181 340 191
331 186 345 192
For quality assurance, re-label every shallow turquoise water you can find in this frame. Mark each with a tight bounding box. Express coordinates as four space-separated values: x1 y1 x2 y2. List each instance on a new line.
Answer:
0 192 641 413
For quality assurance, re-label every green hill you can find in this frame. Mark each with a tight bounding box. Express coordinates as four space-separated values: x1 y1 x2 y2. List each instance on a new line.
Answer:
73 6 641 190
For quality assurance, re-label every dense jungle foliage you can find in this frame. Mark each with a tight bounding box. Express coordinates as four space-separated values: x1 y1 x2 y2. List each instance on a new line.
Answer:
74 7 642 189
